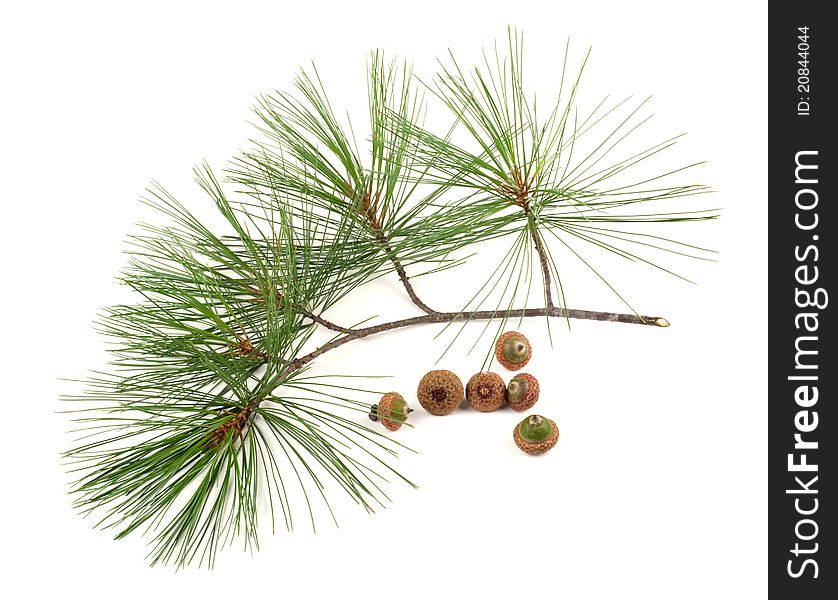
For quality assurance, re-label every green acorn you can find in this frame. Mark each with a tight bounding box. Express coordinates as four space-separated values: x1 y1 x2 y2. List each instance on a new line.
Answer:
466 372 506 412
369 392 412 431
417 370 464 416
495 331 532 370
506 373 540 412
513 415 559 455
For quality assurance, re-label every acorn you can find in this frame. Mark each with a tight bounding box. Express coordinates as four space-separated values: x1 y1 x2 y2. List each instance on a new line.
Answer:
513 415 559 455
417 370 464 415
506 373 540 412
465 372 506 412
495 331 532 370
369 392 412 431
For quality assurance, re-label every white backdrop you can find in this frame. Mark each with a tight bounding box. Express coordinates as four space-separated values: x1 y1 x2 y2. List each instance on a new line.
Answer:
0 1 767 598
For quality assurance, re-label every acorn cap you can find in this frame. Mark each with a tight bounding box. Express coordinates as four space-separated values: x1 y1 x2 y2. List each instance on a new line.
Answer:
495 331 532 371
506 373 540 412
377 392 411 431
466 372 506 412
417 370 464 416
513 415 559 455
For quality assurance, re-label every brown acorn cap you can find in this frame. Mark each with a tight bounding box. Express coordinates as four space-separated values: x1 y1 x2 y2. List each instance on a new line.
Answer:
506 373 540 412
513 415 559 455
465 372 506 412
495 331 532 371
378 392 411 431
417 370 464 416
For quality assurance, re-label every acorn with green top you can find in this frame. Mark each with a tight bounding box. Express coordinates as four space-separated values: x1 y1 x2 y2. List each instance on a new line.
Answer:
506 373 540 412
495 331 532 371
513 415 559 455
369 392 412 431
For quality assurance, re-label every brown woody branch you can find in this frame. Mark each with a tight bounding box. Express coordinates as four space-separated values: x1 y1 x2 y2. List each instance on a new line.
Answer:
354 178 439 315
505 167 555 310
374 230 438 315
529 223 555 310
301 311 355 334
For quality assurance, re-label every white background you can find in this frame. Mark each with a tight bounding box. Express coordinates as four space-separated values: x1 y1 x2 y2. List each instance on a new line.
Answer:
0 1 766 598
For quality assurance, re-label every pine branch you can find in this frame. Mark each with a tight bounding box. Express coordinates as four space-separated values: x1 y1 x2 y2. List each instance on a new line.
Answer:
63 34 713 569
529 223 555 310
301 310 355 334
374 230 439 314
302 304 664 362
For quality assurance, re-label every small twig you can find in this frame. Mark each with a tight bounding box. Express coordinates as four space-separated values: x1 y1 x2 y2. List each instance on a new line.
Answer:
529 224 555 310
244 282 353 334
301 310 355 334
349 178 439 316
375 231 439 315
297 305 666 358
499 167 555 309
